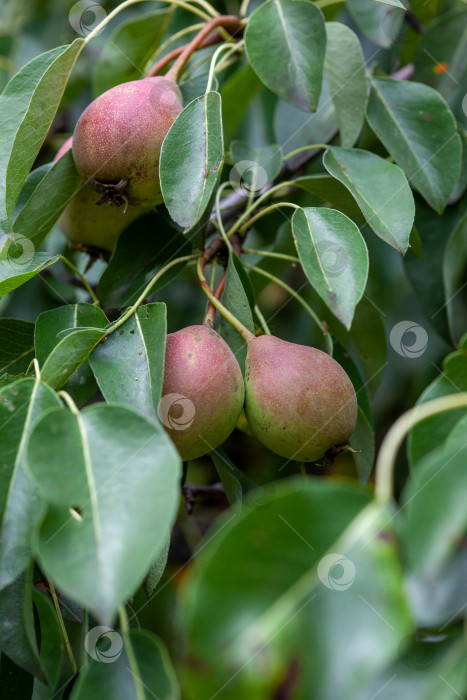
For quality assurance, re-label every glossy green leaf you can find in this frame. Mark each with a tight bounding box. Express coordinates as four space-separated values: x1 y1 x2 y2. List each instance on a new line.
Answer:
443 214 467 346
324 23 366 147
230 141 283 193
0 377 61 588
0 568 43 680
14 163 51 218
245 0 326 112
181 483 411 698
219 252 255 373
93 9 172 96
98 213 192 307
293 175 364 221
26 404 181 624
143 537 170 600
89 303 167 420
32 589 62 691
71 630 180 700
408 345 467 466
349 407 375 486
40 327 105 390
210 448 257 506
0 250 59 299
323 147 415 253
366 77 462 213
0 40 83 233
332 342 372 425
13 150 82 248
0 319 34 375
274 74 338 168
160 92 224 232
221 64 263 146
372 0 404 7
292 207 369 328
346 0 404 48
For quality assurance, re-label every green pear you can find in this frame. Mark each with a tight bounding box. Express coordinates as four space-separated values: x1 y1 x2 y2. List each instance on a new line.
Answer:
160 325 245 461
72 77 182 207
245 335 357 462
55 138 152 253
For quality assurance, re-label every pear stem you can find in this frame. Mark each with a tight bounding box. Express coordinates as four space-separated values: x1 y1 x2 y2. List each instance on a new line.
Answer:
254 305 271 335
146 29 223 77
238 202 300 235
243 263 328 338
197 256 254 342
59 255 99 305
243 248 300 264
282 144 329 163
203 269 227 327
375 394 467 504
105 254 198 337
205 40 244 92
226 182 298 238
166 15 244 82
46 576 77 674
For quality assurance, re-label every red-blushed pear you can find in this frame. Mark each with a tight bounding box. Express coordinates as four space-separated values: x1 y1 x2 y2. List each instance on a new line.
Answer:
160 325 245 461
245 335 357 462
54 138 151 253
72 77 182 207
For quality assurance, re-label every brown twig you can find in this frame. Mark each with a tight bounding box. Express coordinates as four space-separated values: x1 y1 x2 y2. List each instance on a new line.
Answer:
165 15 244 82
182 481 225 514
146 30 225 78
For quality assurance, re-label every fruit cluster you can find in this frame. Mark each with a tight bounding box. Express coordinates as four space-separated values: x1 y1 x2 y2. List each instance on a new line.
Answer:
161 325 357 463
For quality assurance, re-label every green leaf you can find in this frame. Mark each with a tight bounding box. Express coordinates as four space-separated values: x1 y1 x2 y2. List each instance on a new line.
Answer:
220 64 262 146
443 214 467 346
219 252 255 373
93 9 172 96
0 377 61 588
366 76 462 213
40 327 105 391
0 40 83 232
98 213 192 308
292 207 369 328
372 0 404 7
14 163 51 218
346 0 404 48
89 303 167 420
210 448 257 507
32 589 62 691
274 74 338 167
230 141 283 194
402 435 467 578
349 407 375 486
245 0 326 112
143 537 170 600
0 319 34 375
26 403 181 624
324 23 366 147
13 150 82 248
0 567 43 680
0 250 60 299
323 147 415 253
0 651 34 698
160 92 224 232
293 175 364 221
408 346 467 466
71 630 180 700
181 483 411 698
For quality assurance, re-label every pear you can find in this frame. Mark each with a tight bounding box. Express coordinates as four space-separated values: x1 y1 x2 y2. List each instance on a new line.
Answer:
160 325 245 461
245 335 357 462
72 77 182 207
55 138 151 253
